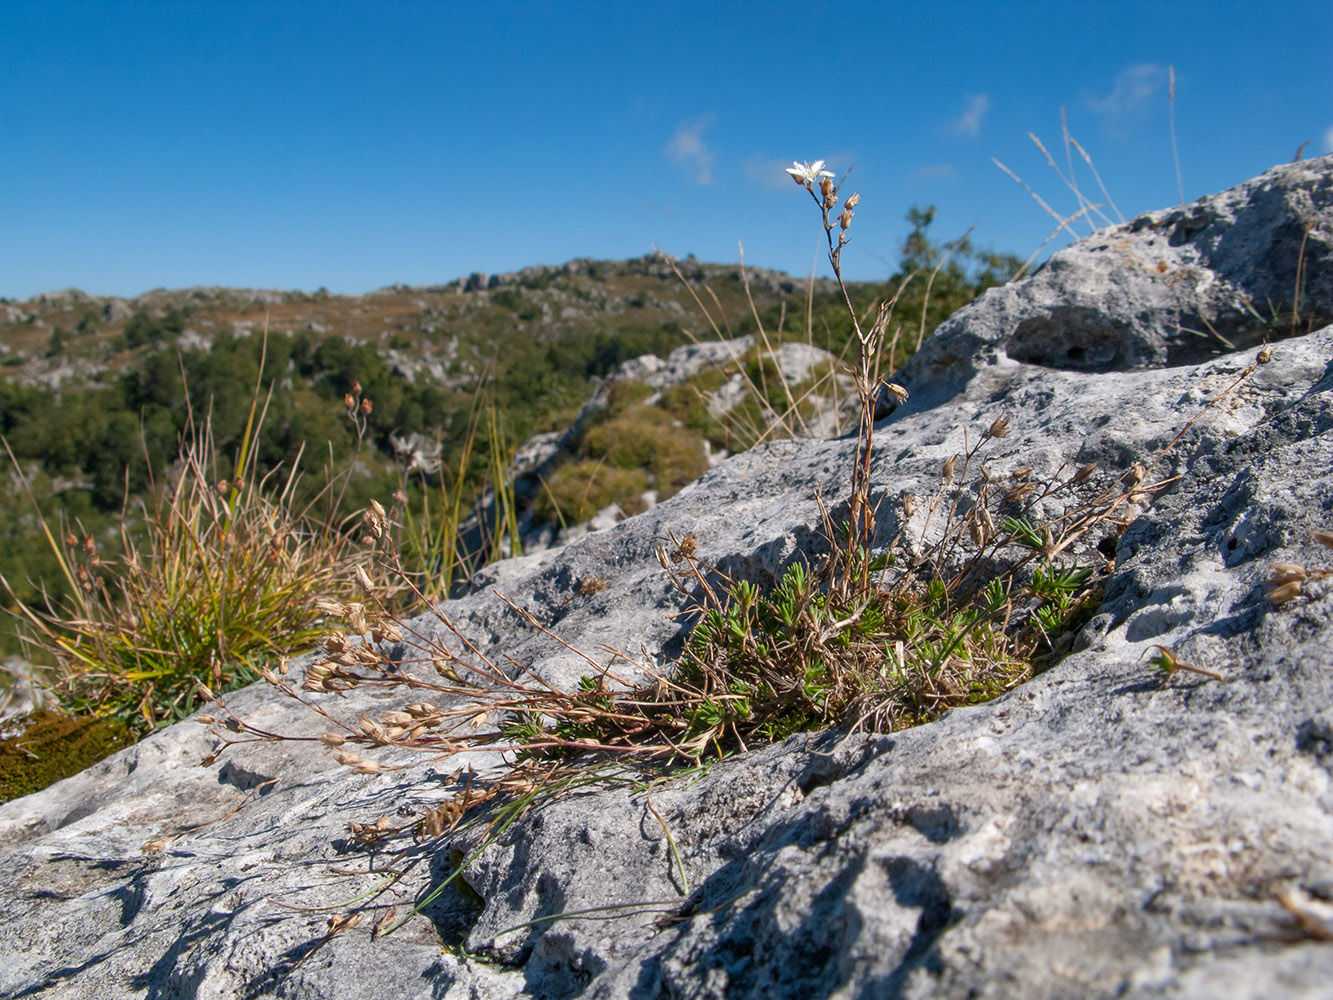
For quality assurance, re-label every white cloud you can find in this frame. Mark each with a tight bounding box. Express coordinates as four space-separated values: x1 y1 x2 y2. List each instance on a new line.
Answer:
745 154 802 190
1089 63 1169 116
950 94 989 136
915 164 955 178
1324 126 1333 154
665 115 717 185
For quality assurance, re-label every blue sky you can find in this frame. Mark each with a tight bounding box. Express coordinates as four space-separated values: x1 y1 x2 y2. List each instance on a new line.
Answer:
3 0 1330 299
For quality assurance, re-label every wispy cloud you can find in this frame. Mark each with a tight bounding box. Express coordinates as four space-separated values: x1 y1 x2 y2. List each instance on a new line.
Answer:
1324 126 1333 154
950 94 989 136
915 164 955 178
745 154 801 190
665 115 716 185
1088 63 1169 116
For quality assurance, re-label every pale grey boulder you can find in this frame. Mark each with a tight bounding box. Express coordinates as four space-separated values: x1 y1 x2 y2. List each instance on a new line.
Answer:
898 154 1332 409
0 158 1331 999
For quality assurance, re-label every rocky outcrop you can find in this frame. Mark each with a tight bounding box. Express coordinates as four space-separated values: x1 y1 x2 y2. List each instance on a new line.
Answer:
1 157 1331 999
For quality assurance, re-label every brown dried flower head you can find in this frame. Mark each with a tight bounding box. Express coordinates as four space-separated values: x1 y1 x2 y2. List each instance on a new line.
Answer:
1268 563 1307 586
1267 580 1303 604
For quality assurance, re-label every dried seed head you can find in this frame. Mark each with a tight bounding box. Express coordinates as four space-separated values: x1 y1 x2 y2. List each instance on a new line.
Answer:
405 702 437 717
347 605 369 636
1004 482 1037 503
844 192 861 210
941 455 957 484
901 493 916 518
839 209 854 230
1074 461 1097 482
360 397 373 416
576 575 608 596
372 621 404 644
392 489 408 507
260 667 280 686
1267 580 1303 604
327 913 363 935
432 657 460 681
215 480 229 496
64 533 78 549
987 416 1010 439
1257 346 1273 364
320 732 346 747
355 564 375 594
315 599 348 618
306 663 332 682
324 631 348 652
885 382 909 404
970 519 989 547
422 808 447 838
351 379 362 396
82 534 96 554
819 174 835 199
1126 462 1148 488
1041 527 1058 561
373 906 398 939
195 714 218 725
1268 563 1307 586
195 682 216 703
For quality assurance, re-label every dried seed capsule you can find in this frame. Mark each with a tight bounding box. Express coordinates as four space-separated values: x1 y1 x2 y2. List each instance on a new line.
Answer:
1268 563 1307 586
1267 580 1303 604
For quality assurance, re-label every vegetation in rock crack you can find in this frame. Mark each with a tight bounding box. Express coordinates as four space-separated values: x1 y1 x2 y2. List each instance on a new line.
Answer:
191 159 1280 919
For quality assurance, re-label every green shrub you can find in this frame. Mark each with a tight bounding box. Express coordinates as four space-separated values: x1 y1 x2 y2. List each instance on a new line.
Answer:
534 461 651 526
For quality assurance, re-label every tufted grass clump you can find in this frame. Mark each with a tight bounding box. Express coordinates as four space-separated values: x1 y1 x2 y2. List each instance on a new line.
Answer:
2 389 380 731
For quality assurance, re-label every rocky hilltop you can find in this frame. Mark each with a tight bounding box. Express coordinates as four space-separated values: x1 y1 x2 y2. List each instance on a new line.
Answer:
0 156 1330 998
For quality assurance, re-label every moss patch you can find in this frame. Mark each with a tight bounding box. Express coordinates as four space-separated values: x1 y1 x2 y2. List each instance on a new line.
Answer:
0 709 137 804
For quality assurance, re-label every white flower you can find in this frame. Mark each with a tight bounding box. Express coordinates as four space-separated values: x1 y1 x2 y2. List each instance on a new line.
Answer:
785 159 834 185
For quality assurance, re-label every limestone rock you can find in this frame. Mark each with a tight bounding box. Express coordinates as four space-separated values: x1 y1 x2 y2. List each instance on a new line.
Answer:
1 158 1331 998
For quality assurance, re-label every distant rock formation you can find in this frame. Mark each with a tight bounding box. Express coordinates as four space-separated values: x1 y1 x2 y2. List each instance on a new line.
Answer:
1 157 1330 999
